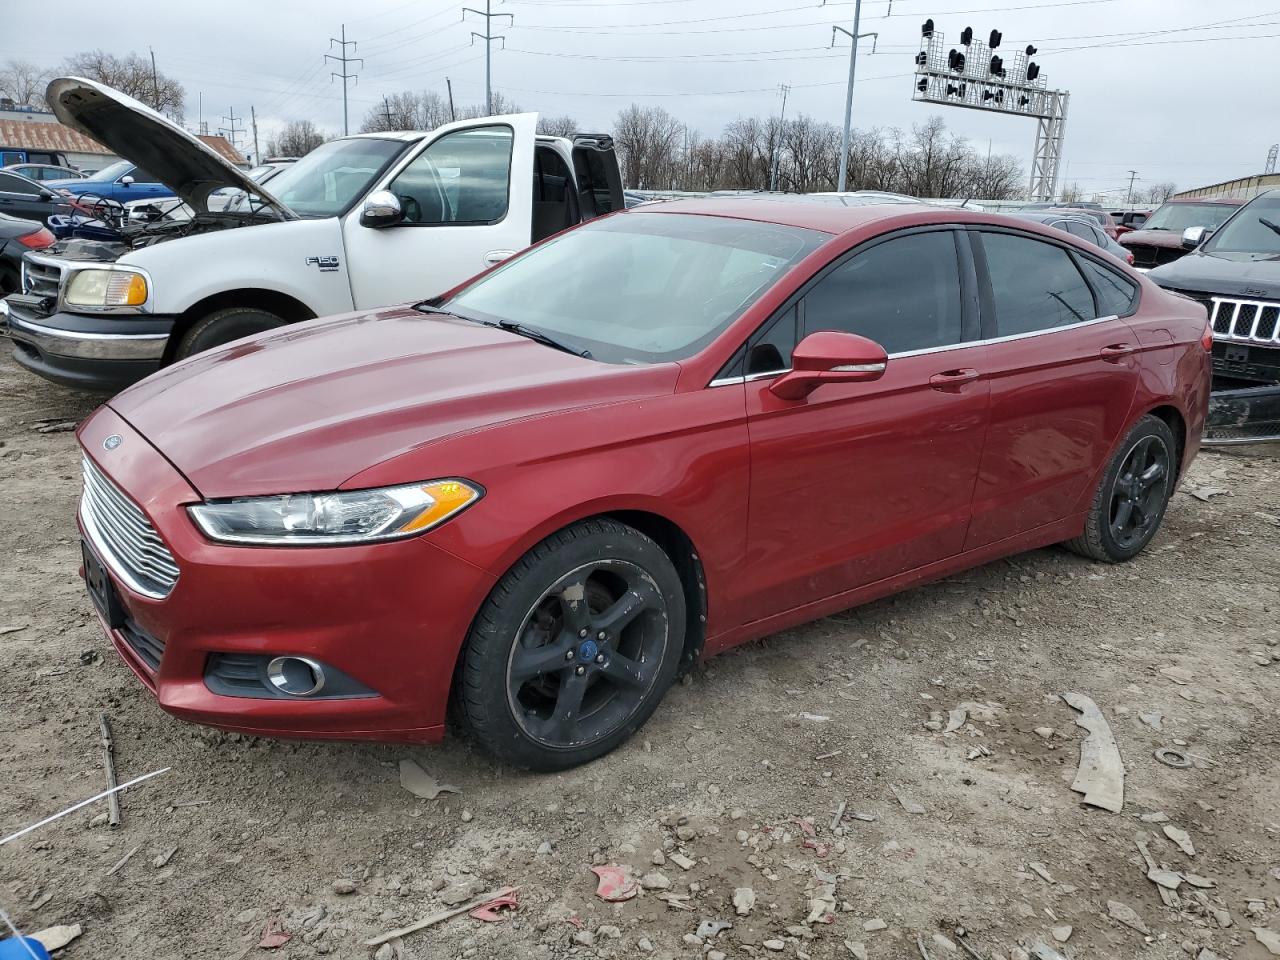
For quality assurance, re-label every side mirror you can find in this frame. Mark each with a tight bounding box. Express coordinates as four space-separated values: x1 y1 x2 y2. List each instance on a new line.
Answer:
1181 226 1208 249
360 190 404 228
38 189 53 201
120 175 135 186
769 331 888 401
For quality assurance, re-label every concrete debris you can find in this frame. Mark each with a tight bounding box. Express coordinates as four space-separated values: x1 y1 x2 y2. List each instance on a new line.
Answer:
1139 811 1170 822
1030 945 1068 960
733 887 756 916
1051 925 1072 942
864 918 888 932
152 845 179 868
669 852 696 871
1159 665 1195 684
932 932 958 952
332 879 357 895
398 759 460 800
1027 862 1055 883
536 841 553 855
696 919 732 939
945 709 968 733
1062 692 1125 812
1107 899 1150 935
440 879 486 906
1164 824 1197 856
1139 712 1164 731
32 924 82 951
1148 868 1183 889
641 871 671 890
1187 485 1227 501
799 713 831 722
845 941 869 960
1034 726 1054 740
763 939 786 951
1253 928 1280 956
891 784 926 815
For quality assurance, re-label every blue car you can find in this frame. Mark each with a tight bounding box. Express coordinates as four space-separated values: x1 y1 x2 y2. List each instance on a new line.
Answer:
45 159 173 204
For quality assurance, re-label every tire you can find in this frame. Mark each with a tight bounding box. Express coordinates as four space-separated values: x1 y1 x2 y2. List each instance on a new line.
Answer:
456 518 686 771
175 306 288 360
0 264 18 296
1065 414 1178 563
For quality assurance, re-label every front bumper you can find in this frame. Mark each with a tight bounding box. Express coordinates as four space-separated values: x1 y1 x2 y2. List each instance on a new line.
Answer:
77 407 498 743
3 294 173 391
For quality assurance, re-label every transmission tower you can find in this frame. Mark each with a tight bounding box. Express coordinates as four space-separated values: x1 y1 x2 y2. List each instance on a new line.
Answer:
326 24 363 136
464 0 513 114
1266 144 1278 176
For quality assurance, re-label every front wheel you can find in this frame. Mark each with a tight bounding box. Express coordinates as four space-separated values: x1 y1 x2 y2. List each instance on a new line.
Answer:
456 519 686 771
175 306 288 360
1065 414 1177 563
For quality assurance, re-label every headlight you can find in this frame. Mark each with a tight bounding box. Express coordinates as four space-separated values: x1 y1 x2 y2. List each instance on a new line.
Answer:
188 480 482 545
64 269 148 308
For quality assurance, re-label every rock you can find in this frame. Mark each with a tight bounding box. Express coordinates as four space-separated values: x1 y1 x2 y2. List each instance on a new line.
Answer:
864 918 888 932
1196 950 1220 960
709 952 727 960
374 945 395 960
637 938 654 953
1139 811 1170 823
1164 825 1196 856
536 841 552 855
1052 925 1073 942
640 871 671 890
733 887 756 916
89 812 109 827
32 925 82 951
1139 712 1164 731
1254 928 1280 956
1159 665 1195 684
763 939 785 951
1028 862 1054 883
332 879 357 895
398 759 459 800
651 850 666 865
890 784 925 815
933 933 958 952
676 825 697 842
596 924 622 939
1034 726 1054 739
1148 868 1183 890
736 830 750 843
572 930 595 947
845 942 868 960
440 879 484 906
682 933 702 946
1107 900 1150 935
460 809 473 823
670 852 696 871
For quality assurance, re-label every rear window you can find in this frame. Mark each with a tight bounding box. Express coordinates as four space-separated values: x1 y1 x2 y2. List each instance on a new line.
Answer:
1078 257 1138 317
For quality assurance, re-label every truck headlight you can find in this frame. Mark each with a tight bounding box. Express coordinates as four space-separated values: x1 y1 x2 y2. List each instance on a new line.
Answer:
64 269 149 308
188 480 482 545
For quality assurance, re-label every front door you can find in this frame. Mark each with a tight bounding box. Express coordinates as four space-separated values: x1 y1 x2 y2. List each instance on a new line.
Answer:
0 170 48 221
343 114 538 309
964 229 1140 548
737 228 991 625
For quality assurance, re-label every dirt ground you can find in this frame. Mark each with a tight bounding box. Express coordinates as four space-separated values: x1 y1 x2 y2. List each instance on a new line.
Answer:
1 345 1278 960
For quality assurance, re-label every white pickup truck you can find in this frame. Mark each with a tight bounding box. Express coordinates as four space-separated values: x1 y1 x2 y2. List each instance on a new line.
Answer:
2 78 623 391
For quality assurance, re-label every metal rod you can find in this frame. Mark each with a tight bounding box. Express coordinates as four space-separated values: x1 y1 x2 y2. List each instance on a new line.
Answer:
0 768 169 848
99 713 121 827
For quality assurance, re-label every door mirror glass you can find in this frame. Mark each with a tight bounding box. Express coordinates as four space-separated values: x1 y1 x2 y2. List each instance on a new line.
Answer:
769 331 887 401
1181 226 1207 249
360 189 404 228
120 175 135 186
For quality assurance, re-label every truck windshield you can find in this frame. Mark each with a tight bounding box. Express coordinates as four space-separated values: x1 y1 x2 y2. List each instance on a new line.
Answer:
264 138 408 218
442 212 827 364
1143 202 1237 233
1203 195 1280 256
79 160 132 183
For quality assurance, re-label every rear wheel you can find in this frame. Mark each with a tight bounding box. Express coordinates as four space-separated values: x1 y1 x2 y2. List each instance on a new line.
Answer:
175 306 288 360
456 519 685 770
1065 414 1177 563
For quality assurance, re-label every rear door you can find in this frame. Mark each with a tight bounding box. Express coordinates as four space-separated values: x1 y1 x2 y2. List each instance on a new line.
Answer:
342 114 537 308
964 228 1140 549
571 135 624 220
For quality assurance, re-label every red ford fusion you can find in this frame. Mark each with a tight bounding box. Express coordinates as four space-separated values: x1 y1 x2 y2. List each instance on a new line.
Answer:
76 198 1211 770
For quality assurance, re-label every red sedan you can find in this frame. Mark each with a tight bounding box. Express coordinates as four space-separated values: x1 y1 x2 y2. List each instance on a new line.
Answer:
77 199 1211 770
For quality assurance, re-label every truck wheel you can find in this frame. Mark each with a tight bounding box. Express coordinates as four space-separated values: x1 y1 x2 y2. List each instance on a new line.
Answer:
175 306 288 360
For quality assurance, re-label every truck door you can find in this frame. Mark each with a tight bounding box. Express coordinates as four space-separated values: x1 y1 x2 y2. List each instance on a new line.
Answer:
342 113 537 309
571 134 624 220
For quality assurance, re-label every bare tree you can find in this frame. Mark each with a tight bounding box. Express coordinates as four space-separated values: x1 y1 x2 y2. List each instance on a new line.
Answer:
360 92 424 133
613 104 685 189
60 50 184 121
1059 181 1084 203
537 115 578 138
267 120 328 157
1142 182 1177 205
0 59 51 108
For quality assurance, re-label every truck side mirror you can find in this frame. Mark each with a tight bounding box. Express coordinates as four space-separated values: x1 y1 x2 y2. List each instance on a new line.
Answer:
1181 226 1208 250
360 190 404 229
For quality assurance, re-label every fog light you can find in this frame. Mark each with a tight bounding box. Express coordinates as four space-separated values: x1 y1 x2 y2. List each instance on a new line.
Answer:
266 656 326 696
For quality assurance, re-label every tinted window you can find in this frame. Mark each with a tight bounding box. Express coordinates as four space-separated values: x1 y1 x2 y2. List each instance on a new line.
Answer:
1062 220 1093 241
128 167 159 183
746 304 798 374
980 232 1096 334
0 172 38 196
1078 258 1137 317
390 125 512 225
802 231 963 354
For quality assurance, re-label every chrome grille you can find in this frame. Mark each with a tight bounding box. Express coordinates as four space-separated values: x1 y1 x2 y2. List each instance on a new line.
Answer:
80 456 179 599
21 256 62 299
1210 297 1280 345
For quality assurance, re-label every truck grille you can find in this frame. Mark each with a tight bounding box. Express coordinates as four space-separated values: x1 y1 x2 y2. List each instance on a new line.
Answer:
80 456 180 599
21 256 62 299
1211 297 1280 344
1126 244 1182 270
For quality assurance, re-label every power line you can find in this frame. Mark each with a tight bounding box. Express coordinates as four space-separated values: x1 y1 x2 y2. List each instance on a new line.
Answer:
218 106 245 153
326 24 364 136
464 0 514 113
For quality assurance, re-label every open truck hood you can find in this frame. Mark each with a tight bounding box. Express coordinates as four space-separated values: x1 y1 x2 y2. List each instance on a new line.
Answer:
45 77 296 219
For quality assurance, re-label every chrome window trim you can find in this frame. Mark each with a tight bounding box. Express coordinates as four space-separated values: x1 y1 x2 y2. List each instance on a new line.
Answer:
706 313 1121 387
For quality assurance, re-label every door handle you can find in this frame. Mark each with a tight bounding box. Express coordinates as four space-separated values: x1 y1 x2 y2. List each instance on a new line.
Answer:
929 368 981 391
1100 343 1136 362
483 249 516 266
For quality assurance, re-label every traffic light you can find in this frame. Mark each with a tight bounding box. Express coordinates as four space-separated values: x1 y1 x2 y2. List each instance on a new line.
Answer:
989 29 1002 49
982 89 1005 104
921 19 934 37
946 83 966 98
960 26 973 45
915 51 928 66
1026 62 1040 81
948 49 966 71
917 78 928 92
1018 95 1029 107
1025 44 1037 56
989 55 1004 77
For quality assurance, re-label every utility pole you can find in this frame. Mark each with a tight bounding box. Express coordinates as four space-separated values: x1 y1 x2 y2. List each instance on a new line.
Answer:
250 106 260 164
464 0 513 114
198 92 205 135
829 0 877 192
1125 169 1138 205
382 96 394 130
149 48 160 110
446 77 457 121
326 24 363 136
219 107 245 154
768 83 791 192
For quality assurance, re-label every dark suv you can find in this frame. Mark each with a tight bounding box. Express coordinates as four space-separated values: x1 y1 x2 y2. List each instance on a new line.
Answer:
1149 190 1280 441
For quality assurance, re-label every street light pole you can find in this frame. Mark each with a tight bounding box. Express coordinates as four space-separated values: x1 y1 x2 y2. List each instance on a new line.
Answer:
832 0 876 193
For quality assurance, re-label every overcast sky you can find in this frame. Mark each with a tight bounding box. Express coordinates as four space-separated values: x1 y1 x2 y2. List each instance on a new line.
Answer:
4 0 1275 199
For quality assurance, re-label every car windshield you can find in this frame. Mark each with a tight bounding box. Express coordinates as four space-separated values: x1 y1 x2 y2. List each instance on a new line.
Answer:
1203 195 1280 256
263 138 408 218
80 160 131 182
443 212 827 364
1143 201 1236 233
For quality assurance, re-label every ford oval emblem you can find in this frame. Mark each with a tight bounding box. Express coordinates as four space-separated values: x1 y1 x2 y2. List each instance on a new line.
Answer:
103 435 123 451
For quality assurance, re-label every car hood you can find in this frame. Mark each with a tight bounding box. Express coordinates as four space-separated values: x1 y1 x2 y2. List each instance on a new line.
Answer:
45 77 295 219
1149 250 1280 297
108 305 680 499
1120 228 1184 249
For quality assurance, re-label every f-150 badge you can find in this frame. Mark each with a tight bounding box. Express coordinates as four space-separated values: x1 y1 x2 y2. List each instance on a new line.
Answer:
305 256 340 272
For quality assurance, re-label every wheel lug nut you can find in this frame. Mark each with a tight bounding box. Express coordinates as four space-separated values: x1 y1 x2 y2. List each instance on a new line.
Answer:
575 665 586 676
596 631 606 641
595 653 605 664
565 650 574 660
578 628 588 638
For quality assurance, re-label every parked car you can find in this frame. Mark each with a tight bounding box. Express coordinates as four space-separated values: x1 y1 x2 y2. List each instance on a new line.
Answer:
73 198 1210 769
1148 190 1280 441
1120 198 1243 271
44 159 175 205
0 168 72 223
1109 209 1150 237
1013 210 1134 264
3 77 623 391
4 162 89 182
0 212 55 294
0 147 72 169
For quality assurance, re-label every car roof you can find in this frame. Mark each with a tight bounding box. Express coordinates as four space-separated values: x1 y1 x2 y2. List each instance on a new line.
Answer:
631 195 1007 235
1165 197 1243 205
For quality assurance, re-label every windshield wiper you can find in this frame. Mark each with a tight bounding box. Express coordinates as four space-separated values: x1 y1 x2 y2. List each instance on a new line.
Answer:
1258 216 1280 238
496 319 593 359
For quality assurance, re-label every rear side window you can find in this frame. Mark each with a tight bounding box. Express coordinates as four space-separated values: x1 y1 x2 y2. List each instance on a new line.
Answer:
1078 257 1138 317
803 230 964 354
979 232 1096 335
0 172 38 196
1061 220 1093 241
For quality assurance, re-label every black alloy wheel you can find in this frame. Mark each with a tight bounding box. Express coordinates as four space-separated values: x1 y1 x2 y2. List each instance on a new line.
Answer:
1108 433 1171 550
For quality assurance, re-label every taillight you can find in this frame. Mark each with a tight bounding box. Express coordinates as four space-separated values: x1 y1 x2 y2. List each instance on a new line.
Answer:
17 227 54 249
1126 251 1135 266
1201 320 1214 352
